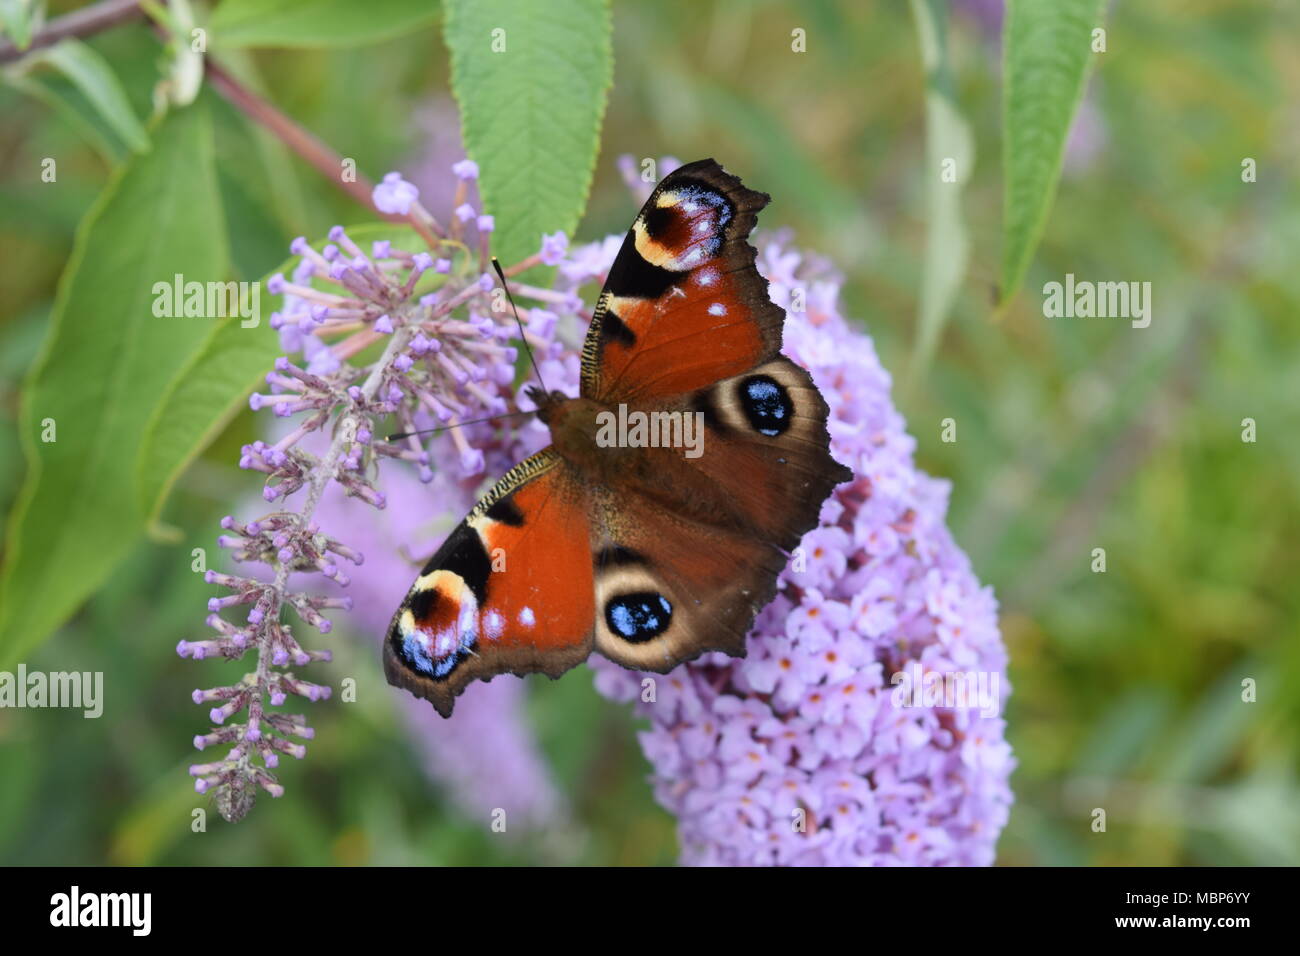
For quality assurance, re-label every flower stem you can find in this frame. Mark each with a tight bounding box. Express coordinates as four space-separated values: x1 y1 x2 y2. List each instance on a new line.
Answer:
0 0 143 64
203 58 391 216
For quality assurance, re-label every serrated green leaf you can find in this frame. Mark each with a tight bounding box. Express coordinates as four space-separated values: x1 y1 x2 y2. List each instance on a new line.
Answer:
0 101 227 670
210 0 441 49
136 224 422 526
1000 0 1106 305
38 39 150 153
907 0 973 384
445 0 612 271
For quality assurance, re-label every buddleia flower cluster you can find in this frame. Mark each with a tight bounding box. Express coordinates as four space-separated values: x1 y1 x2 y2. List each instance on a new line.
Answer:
182 160 572 821
587 224 1015 865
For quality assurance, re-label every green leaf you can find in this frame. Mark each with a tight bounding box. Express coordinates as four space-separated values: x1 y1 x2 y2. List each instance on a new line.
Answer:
37 39 150 153
210 0 441 49
136 224 422 526
0 0 42 51
1000 0 1106 305
907 0 973 384
445 0 612 270
0 101 227 670
3 70 128 165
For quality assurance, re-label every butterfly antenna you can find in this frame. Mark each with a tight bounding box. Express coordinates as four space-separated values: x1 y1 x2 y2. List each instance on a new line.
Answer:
387 410 532 442
386 261 547 442
492 256 549 397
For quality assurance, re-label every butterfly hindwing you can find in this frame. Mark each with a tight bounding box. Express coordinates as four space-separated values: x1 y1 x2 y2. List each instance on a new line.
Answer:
384 450 595 717
588 486 789 672
587 356 850 671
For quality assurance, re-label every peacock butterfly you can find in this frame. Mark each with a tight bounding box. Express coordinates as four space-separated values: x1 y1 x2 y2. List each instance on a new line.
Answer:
383 159 853 717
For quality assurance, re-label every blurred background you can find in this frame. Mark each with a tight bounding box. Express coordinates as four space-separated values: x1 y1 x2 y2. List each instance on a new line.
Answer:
0 0 1297 865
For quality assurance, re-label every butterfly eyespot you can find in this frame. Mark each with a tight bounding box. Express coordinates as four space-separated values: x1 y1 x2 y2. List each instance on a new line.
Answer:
738 375 793 436
395 572 479 680
605 592 673 643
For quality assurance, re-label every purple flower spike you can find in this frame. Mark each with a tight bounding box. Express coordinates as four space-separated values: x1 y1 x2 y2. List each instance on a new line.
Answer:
183 157 600 824
452 158 479 180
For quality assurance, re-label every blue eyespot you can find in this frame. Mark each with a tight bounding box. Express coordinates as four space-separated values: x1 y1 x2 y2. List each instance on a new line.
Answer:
606 592 673 643
739 375 793 436
401 634 436 675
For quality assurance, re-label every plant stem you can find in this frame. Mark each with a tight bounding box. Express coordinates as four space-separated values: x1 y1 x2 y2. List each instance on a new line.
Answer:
5 0 432 231
0 0 143 64
204 58 385 213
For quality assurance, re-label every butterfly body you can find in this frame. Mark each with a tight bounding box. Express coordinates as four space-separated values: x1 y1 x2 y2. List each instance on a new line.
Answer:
385 160 852 717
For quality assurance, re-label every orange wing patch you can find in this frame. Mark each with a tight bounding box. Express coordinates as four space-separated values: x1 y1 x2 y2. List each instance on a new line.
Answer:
384 451 595 717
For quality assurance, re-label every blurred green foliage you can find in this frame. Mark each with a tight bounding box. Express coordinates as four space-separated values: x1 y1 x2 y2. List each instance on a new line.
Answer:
0 0 1297 865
